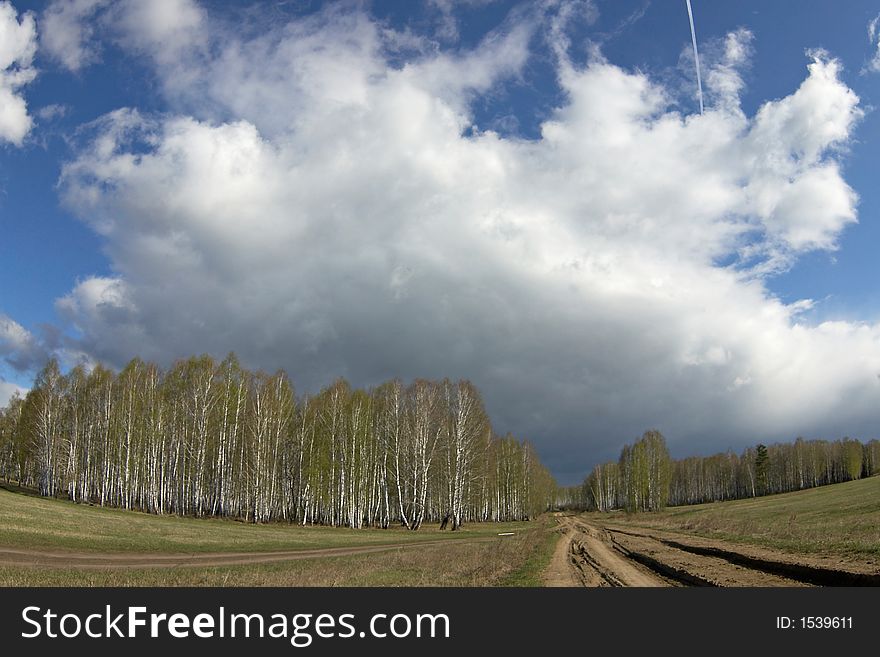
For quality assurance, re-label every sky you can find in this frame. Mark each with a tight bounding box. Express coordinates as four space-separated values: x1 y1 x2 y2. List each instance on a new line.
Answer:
2 0 880 485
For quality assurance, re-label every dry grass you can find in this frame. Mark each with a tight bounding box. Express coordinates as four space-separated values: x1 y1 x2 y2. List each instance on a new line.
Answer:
0 485 553 586
0 533 544 587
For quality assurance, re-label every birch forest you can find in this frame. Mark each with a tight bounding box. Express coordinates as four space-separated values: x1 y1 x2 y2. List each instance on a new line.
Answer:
0 356 556 529
568 430 880 512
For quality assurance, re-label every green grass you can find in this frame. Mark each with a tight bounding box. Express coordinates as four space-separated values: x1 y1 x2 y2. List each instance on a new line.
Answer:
600 475 880 559
0 485 528 554
498 515 559 586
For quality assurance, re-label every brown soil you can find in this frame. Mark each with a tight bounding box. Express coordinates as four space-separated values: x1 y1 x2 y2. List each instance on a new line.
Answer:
569 519 669 586
544 516 669 587
544 515 880 587
542 514 580 587
0 538 489 570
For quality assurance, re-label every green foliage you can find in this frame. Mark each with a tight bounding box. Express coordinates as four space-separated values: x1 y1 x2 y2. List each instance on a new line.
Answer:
754 443 769 495
619 430 671 512
841 438 863 481
864 440 880 477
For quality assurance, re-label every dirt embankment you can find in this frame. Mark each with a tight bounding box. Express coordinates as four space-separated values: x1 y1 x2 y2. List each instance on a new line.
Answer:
543 515 880 587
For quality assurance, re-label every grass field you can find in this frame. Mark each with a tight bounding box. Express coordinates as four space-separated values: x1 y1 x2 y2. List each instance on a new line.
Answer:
603 475 880 559
0 485 555 586
0 537 550 587
10 476 874 587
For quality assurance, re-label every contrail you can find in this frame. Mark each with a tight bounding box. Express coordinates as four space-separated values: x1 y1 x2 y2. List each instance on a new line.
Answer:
685 0 704 114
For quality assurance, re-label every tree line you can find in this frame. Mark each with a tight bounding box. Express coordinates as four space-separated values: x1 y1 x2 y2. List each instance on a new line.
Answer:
560 431 880 512
0 356 556 529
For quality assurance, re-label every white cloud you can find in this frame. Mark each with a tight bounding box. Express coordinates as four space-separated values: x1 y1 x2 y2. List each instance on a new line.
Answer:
427 0 526 43
428 0 462 42
41 0 204 73
0 310 94 377
55 277 139 361
867 15 880 73
107 0 205 58
0 0 37 146
36 102 67 121
703 28 752 111
40 0 108 72
43 6 880 481
546 0 599 65
0 379 27 408
0 314 47 371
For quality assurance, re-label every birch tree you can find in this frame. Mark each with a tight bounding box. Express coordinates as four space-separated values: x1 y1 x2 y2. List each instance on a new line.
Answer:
1 356 555 528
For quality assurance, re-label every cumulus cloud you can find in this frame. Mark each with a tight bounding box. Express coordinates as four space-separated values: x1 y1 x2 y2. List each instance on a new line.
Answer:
0 0 37 146
0 314 48 372
40 4 880 481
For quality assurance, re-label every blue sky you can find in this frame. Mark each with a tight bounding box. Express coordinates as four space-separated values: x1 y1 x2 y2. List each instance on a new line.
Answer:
2 0 880 484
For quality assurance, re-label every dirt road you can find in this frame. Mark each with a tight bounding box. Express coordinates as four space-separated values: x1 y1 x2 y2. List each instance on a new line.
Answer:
542 522 581 587
543 514 880 587
0 538 489 570
543 515 669 586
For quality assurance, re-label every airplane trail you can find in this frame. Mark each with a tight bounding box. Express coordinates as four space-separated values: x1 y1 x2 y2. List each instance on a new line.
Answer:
685 0 704 114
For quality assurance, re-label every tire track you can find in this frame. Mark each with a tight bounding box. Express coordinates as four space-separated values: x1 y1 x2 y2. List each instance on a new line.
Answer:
546 516 823 587
602 527 801 587
603 526 879 586
569 522 669 587
546 516 671 587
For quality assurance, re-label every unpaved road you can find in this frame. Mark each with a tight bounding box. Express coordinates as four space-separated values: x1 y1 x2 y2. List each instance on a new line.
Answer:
570 520 668 586
542 522 581 587
0 538 489 570
543 516 669 587
543 514 880 587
